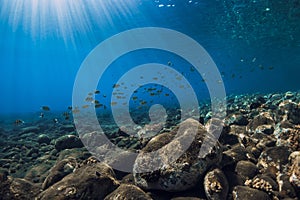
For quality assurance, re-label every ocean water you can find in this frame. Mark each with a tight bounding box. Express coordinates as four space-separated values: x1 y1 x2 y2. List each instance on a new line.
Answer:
0 0 299 116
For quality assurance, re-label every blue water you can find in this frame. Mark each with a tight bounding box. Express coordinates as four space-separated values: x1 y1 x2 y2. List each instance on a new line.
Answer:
0 0 300 115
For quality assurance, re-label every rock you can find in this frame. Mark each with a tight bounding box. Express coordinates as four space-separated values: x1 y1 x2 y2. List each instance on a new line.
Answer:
221 145 249 167
219 132 239 146
258 146 291 171
121 173 135 184
225 113 248 126
204 168 228 200
24 156 54 183
249 96 266 110
21 126 40 134
279 100 300 124
288 151 300 189
246 112 275 133
232 186 271 200
55 135 84 151
255 125 274 135
134 118 222 191
38 159 119 199
57 148 91 162
42 157 77 189
60 125 75 132
276 174 297 198
104 184 153 200
235 161 258 181
274 126 300 151
285 91 294 99
222 170 244 191
37 134 51 145
245 174 278 193
0 177 41 200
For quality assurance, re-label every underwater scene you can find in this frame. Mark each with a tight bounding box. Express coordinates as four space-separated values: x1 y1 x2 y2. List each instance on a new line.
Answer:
0 0 300 199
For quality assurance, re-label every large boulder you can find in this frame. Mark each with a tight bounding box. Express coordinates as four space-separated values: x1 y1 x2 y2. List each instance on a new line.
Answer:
134 118 222 191
38 158 119 199
54 135 84 151
42 157 77 190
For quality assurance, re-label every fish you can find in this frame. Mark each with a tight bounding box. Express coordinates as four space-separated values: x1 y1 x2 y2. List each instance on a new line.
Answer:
14 119 24 126
111 102 117 106
94 90 100 94
72 108 80 114
85 97 94 102
95 103 103 108
63 112 70 117
167 61 173 66
132 96 138 101
82 105 89 109
92 100 100 104
67 106 72 110
53 118 58 123
140 100 147 105
41 106 50 111
112 84 120 88
259 65 264 70
88 92 93 96
39 113 44 118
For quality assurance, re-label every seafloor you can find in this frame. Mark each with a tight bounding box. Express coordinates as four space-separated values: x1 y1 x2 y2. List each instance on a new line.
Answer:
0 91 299 200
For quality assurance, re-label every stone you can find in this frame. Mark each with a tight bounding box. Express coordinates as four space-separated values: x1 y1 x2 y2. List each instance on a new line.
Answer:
55 135 84 151
221 145 249 167
225 113 248 126
37 134 51 145
0 177 41 200
279 100 300 124
104 184 153 200
204 168 228 200
245 174 278 193
246 112 275 133
21 126 40 134
288 151 300 189
255 125 274 135
276 174 297 198
258 146 291 170
235 161 258 181
274 126 300 151
42 157 77 190
38 160 119 199
134 118 222 191
249 96 266 110
60 125 75 132
232 186 271 200
24 157 54 183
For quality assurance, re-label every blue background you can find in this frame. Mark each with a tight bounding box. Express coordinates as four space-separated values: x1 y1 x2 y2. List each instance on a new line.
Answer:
0 0 299 114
